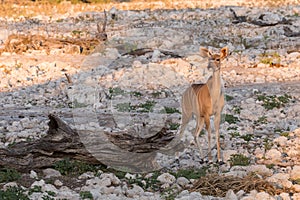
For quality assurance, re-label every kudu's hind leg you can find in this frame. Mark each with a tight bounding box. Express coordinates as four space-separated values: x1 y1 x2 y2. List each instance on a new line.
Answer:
194 117 205 159
204 115 212 162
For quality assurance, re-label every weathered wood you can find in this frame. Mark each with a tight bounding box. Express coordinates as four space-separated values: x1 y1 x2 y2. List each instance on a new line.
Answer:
0 113 180 173
283 26 300 37
230 8 292 26
0 114 98 172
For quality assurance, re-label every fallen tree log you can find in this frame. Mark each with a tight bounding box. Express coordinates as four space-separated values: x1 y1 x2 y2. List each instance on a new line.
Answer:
0 114 182 173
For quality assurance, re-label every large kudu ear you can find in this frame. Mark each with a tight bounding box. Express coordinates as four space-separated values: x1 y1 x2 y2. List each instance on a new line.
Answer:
220 47 228 60
199 47 212 58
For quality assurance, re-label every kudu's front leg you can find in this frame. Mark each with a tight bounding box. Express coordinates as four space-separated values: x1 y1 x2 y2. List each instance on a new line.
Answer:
214 112 222 162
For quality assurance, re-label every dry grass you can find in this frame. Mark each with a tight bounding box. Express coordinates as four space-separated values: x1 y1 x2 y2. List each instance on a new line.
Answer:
190 173 293 197
0 0 298 18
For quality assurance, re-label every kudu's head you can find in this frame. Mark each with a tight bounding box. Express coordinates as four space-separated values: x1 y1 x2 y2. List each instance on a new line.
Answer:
199 47 228 72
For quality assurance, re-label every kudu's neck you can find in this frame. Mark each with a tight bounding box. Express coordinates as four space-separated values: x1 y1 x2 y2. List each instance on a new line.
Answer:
207 69 222 100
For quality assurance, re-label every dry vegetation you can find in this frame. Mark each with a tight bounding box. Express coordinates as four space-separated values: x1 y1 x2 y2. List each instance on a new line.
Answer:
0 0 299 18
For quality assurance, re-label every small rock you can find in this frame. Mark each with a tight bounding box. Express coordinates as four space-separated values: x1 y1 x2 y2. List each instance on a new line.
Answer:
236 190 245 199
31 180 45 188
222 149 238 162
255 191 274 200
125 173 136 180
290 165 300 180
100 173 121 185
161 183 171 189
43 168 61 178
54 179 63 187
157 173 176 185
88 177 111 187
267 173 292 188
101 186 115 194
177 190 189 198
254 148 265 159
126 184 144 198
30 170 38 179
151 49 161 62
3 182 18 190
113 186 124 196
176 177 190 188
293 184 300 192
265 149 281 162
43 183 58 194
78 172 94 180
247 165 273 177
225 189 238 200
293 193 300 200
279 192 291 200
274 136 288 146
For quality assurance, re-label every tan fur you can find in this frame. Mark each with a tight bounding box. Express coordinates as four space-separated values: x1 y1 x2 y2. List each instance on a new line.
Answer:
179 47 228 162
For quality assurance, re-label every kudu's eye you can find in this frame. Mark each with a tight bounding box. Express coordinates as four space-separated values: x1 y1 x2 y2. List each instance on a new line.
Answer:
215 58 220 62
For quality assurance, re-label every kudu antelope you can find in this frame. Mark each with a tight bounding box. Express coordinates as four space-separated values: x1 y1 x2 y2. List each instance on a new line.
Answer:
179 47 228 162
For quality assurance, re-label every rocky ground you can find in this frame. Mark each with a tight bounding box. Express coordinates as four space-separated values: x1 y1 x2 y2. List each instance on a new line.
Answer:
0 1 300 200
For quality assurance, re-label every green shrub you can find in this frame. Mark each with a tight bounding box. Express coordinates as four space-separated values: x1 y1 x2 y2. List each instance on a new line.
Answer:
53 158 98 176
0 187 29 200
0 168 21 183
229 154 250 166
164 107 180 114
256 93 292 110
80 191 93 199
224 114 240 124
171 167 207 179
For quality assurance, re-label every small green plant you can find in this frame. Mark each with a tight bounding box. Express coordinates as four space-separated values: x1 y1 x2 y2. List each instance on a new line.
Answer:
229 154 250 166
151 91 162 98
109 87 125 98
293 179 300 185
162 188 178 200
266 164 275 169
46 191 56 197
164 107 180 114
259 52 281 65
53 158 98 176
256 93 292 110
168 123 180 130
70 99 87 108
71 30 82 36
240 134 253 142
263 138 273 150
130 91 143 97
279 132 289 137
115 102 134 112
225 95 234 101
171 167 207 179
232 105 241 114
28 185 42 195
42 195 55 200
0 187 29 200
227 126 238 131
138 100 156 112
229 131 240 138
224 114 240 124
254 116 268 125
80 191 93 200
126 171 161 191
0 168 21 183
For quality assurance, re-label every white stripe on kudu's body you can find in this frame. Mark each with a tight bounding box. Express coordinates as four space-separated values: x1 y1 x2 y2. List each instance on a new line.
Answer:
180 47 228 162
